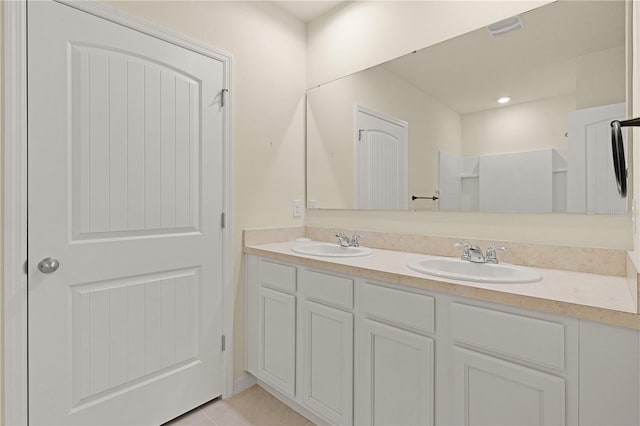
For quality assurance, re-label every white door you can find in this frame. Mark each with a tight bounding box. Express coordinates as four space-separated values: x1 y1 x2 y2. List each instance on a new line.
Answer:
301 300 353 425
355 105 409 210
567 103 626 214
28 2 226 424
452 347 565 426
258 286 297 397
358 319 434 426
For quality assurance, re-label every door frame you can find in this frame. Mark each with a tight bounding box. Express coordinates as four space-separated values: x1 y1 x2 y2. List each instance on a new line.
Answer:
2 2 234 424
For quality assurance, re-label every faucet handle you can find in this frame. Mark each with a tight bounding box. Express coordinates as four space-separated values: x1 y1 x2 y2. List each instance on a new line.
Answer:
350 234 362 247
335 232 349 247
454 242 471 261
486 245 507 264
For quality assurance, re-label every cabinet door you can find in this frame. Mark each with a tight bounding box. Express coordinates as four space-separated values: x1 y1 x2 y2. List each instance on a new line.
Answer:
301 300 353 425
258 286 296 397
453 347 565 426
358 319 434 426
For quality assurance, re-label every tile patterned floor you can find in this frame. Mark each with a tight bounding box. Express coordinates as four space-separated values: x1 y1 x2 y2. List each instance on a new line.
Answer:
164 385 314 426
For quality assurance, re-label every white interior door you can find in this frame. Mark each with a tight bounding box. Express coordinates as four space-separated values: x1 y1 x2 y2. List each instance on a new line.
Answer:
27 2 226 424
567 102 626 214
355 105 409 210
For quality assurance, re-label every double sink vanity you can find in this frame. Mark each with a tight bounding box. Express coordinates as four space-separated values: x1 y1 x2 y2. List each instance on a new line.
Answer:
244 227 639 426
293 239 542 284
243 1 637 424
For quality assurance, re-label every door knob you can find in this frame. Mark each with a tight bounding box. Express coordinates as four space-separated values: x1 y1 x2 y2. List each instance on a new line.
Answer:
38 257 60 274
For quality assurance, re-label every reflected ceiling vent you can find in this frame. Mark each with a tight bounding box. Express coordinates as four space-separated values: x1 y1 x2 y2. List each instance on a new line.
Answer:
487 15 523 36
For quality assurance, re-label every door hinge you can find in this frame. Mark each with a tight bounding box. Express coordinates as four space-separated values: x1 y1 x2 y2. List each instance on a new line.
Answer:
221 89 229 107
23 260 28 274
358 129 364 142
221 212 226 229
221 335 226 351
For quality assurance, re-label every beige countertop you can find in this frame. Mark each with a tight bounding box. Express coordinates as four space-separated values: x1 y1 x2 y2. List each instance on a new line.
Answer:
245 241 640 329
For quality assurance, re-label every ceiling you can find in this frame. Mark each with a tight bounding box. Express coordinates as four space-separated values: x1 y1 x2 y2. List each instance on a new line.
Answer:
381 0 625 114
272 1 347 23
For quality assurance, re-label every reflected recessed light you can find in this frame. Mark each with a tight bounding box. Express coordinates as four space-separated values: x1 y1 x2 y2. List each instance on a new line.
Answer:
498 97 511 104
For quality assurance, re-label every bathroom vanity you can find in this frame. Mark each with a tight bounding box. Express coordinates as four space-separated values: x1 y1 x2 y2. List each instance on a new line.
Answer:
245 233 639 426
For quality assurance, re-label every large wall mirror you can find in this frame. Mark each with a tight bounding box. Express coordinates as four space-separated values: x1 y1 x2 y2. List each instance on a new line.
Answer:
306 0 629 214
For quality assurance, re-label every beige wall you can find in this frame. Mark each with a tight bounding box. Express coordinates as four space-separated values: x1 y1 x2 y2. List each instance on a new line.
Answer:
104 1 307 381
305 0 633 250
461 95 575 157
577 46 626 110
307 0 553 88
307 64 460 210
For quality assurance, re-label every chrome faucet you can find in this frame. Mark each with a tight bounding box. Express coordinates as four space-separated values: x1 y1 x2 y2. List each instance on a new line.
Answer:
336 232 362 247
467 245 486 263
454 242 472 261
455 242 484 262
486 245 507 264
454 242 507 264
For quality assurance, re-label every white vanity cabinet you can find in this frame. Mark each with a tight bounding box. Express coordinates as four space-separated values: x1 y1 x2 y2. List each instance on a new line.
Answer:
245 254 640 426
246 256 355 424
253 259 297 398
299 269 354 425
578 321 639 426
357 282 436 426
450 303 571 425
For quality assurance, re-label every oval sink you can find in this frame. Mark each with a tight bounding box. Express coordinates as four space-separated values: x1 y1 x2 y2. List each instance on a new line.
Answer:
407 256 542 284
291 242 373 258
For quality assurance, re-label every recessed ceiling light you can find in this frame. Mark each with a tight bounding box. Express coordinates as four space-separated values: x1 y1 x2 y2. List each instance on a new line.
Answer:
498 97 511 104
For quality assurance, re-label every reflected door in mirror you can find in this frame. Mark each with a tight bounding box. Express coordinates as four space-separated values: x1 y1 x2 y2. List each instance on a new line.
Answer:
355 105 408 210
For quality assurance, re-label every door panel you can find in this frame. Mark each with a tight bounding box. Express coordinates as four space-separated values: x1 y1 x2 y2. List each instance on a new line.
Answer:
258 287 297 397
302 300 353 425
70 44 202 238
28 1 226 424
358 319 434 426
70 269 200 405
452 347 565 426
567 102 626 214
355 105 409 210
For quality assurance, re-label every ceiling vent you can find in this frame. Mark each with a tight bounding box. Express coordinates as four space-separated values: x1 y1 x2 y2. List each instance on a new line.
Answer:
487 15 523 37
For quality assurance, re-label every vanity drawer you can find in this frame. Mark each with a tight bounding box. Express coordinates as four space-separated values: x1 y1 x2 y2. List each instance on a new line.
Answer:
361 282 435 334
301 269 353 310
451 303 565 370
259 259 296 293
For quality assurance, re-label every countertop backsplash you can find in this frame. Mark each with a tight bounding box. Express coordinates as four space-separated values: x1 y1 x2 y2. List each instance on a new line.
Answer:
303 226 627 276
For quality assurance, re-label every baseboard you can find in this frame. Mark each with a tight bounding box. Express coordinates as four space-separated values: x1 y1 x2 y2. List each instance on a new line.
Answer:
256 380 330 426
234 373 257 395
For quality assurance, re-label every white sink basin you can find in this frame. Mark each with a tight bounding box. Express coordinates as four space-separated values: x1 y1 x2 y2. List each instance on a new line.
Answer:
291 242 373 258
407 256 542 284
